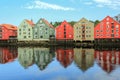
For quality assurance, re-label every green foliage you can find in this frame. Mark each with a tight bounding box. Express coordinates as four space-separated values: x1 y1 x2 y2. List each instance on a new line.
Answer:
94 20 100 27
68 21 76 26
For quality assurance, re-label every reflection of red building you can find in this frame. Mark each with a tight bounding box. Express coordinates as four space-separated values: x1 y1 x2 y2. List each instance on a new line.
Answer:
0 47 18 64
56 48 74 68
94 50 120 73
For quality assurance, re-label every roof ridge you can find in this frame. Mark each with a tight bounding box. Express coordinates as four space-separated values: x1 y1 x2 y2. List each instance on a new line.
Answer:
42 18 54 29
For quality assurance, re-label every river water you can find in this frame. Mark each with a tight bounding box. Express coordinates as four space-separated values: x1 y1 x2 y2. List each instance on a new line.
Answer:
0 47 120 80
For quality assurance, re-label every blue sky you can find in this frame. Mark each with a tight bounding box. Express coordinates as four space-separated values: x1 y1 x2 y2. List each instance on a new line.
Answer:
0 0 120 26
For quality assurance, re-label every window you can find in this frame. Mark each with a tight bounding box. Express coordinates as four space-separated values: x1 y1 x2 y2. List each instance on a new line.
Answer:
89 35 91 37
112 30 114 33
106 18 109 21
19 29 21 31
40 20 42 23
0 30 2 32
19 33 21 35
111 34 114 37
82 31 85 33
116 25 119 28
116 34 119 37
28 36 31 38
24 36 26 38
106 22 109 24
28 29 30 31
35 32 37 35
40 36 43 38
46 28 48 30
23 25 26 28
111 26 114 28
23 32 26 34
96 30 99 32
116 29 119 32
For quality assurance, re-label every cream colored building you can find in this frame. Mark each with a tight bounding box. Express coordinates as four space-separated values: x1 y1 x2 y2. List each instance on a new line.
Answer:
74 18 94 41
18 47 34 68
74 48 94 71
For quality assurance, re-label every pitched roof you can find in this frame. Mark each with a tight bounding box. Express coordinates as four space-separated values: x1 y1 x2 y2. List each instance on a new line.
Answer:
42 18 54 29
25 20 34 27
1 24 17 30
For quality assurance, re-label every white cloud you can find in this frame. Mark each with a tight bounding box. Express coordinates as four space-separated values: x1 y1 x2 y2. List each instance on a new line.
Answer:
93 0 120 9
25 0 74 11
84 2 93 5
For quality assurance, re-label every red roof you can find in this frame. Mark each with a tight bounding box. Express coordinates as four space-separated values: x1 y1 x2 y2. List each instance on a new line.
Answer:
25 20 34 27
1 24 17 30
42 18 54 29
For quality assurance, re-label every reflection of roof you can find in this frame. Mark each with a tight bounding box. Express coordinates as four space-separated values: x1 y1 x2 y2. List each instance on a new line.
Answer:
1 24 17 30
42 18 54 29
25 20 34 27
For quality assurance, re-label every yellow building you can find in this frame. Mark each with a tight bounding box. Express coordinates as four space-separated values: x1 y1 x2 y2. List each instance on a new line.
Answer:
74 48 94 71
74 18 94 42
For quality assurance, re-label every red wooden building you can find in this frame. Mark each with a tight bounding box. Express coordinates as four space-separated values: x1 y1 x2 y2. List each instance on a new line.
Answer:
94 50 120 73
94 16 120 40
0 24 17 40
56 48 74 68
0 47 18 64
55 20 73 40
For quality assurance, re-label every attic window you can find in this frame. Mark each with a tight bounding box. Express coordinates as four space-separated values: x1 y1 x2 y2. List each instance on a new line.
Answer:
40 20 42 23
106 18 109 21
116 25 119 28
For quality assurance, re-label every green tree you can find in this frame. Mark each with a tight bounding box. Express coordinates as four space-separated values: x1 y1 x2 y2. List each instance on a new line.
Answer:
94 20 100 27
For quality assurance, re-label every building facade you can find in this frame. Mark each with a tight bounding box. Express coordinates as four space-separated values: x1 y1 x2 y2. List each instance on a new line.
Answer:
94 16 120 39
18 19 34 41
0 24 17 40
74 18 94 42
33 18 55 41
55 21 73 40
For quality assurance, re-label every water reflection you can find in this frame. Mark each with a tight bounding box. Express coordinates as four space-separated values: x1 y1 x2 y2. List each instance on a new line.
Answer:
1 47 120 80
34 48 54 70
56 48 74 68
94 49 120 73
74 48 94 71
0 47 18 64
18 47 55 70
18 47 34 68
